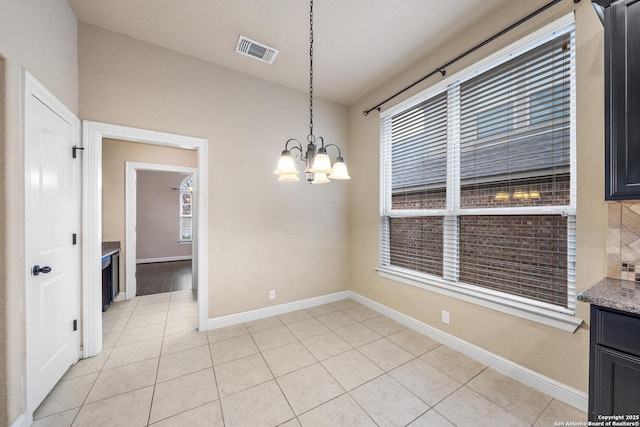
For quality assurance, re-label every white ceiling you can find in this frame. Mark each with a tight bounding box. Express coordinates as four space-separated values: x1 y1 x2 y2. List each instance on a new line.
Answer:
67 0 518 106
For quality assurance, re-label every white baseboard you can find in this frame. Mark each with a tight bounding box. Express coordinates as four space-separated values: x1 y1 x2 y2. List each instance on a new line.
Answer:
348 292 588 413
207 291 350 330
114 292 126 302
10 414 27 427
136 256 192 264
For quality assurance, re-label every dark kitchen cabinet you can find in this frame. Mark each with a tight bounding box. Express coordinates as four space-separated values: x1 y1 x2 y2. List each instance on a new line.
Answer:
588 305 640 419
101 251 120 312
595 0 640 199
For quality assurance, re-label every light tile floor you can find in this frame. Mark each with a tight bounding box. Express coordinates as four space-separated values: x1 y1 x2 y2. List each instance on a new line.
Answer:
33 291 587 426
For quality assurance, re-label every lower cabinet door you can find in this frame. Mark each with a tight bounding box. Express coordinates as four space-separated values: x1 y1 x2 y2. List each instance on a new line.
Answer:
593 345 640 416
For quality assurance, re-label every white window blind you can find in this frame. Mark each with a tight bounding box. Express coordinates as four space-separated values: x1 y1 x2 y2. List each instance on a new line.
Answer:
380 17 576 312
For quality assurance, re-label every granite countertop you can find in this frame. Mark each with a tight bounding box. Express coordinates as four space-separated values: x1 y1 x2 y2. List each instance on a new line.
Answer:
102 241 121 258
577 277 640 315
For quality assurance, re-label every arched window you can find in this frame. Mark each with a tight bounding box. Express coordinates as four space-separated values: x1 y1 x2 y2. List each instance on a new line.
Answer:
179 175 193 241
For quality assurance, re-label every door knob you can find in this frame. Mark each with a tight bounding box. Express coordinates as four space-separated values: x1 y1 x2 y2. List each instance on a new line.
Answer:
32 265 52 276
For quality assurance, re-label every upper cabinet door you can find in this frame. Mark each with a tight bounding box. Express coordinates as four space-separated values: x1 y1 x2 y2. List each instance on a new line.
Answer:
604 0 640 200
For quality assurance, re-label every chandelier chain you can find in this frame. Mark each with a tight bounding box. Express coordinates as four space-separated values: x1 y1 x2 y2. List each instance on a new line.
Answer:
274 0 350 183
308 0 314 141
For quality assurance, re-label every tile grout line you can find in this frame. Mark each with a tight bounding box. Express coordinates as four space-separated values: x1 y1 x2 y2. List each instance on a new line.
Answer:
307 302 382 424
531 398 555 426
67 301 139 425
206 327 227 427
462 366 550 425
276 303 359 424
287 303 389 424
323 305 461 426
145 301 170 426
248 324 299 425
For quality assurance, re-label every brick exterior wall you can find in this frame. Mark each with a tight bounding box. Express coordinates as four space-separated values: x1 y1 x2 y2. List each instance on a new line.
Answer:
391 174 570 210
392 188 446 210
389 217 443 276
460 174 570 208
458 215 568 306
387 174 570 307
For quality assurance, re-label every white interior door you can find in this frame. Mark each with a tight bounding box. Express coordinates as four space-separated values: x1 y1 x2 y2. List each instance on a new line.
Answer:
25 72 80 414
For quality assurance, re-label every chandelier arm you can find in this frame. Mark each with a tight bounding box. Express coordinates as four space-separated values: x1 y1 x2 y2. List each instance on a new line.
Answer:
323 143 343 158
284 138 303 152
284 138 306 161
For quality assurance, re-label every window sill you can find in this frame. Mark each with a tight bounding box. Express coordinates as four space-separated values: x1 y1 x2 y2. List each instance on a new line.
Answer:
178 240 192 245
377 266 583 333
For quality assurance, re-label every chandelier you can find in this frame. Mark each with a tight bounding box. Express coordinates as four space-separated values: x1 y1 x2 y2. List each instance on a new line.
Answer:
273 0 350 184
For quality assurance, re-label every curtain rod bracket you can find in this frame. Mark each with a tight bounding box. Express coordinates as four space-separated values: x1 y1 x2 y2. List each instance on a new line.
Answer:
362 0 566 117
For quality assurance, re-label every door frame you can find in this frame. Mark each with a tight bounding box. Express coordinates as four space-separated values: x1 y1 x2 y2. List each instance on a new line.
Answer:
82 121 208 358
22 70 82 421
125 162 198 299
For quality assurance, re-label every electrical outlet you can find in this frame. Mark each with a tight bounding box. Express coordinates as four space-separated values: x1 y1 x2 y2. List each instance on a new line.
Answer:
441 310 450 325
269 290 276 300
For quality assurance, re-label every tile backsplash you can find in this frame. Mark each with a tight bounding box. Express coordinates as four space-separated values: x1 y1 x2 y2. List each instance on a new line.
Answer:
607 202 640 280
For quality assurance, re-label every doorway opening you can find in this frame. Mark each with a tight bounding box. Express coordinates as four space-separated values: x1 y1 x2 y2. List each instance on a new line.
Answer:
83 122 208 358
124 163 197 299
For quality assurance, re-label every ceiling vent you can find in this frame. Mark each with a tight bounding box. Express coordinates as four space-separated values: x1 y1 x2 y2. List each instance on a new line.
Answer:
235 36 279 64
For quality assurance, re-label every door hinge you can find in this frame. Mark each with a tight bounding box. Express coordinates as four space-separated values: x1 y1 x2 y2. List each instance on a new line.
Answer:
72 145 85 158
72 233 77 245
73 319 78 331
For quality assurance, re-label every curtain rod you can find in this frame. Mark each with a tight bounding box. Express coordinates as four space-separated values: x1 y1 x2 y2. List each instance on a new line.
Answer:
362 0 580 117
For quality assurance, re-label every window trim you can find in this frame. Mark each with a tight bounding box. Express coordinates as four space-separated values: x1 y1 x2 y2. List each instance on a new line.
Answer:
377 265 582 333
378 14 581 332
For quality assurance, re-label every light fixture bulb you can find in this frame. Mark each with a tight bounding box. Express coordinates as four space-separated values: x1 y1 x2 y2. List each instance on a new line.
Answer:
494 191 509 201
278 174 300 182
311 173 330 184
274 150 299 175
328 157 351 180
309 148 332 174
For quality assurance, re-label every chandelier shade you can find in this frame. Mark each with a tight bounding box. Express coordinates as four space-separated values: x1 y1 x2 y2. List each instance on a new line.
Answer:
328 157 350 180
274 0 350 184
274 150 299 176
311 173 330 184
309 148 332 174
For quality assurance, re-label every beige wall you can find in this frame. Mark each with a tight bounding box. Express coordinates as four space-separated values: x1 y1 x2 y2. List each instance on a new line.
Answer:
102 139 198 293
0 1 78 424
81 24 350 318
348 0 605 393
136 170 194 260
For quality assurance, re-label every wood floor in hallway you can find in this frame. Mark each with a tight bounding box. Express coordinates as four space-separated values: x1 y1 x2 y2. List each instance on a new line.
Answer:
136 260 192 296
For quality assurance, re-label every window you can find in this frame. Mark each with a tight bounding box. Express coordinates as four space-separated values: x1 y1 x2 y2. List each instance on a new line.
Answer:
380 16 577 329
179 176 193 242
